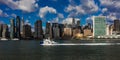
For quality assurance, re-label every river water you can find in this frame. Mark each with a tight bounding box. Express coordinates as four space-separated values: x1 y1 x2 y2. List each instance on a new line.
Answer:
0 40 120 60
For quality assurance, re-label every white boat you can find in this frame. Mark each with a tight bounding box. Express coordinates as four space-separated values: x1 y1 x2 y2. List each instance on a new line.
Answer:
1 38 8 40
40 38 57 45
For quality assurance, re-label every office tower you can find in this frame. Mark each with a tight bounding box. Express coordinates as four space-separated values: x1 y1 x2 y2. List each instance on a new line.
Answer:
46 22 51 34
52 23 60 39
16 16 21 38
2 24 8 38
34 20 43 39
21 17 24 38
72 18 75 27
0 24 3 38
114 19 120 33
45 22 52 38
93 16 106 37
23 24 32 39
62 27 72 39
59 24 64 38
10 19 15 39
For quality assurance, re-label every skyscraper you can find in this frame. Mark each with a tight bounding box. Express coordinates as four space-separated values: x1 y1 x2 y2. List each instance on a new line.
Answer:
52 23 60 39
93 16 106 37
72 18 75 27
2 24 9 38
34 20 43 39
59 24 64 38
0 24 3 38
21 17 24 38
114 19 120 34
16 16 21 39
10 18 15 39
45 22 52 38
23 24 32 39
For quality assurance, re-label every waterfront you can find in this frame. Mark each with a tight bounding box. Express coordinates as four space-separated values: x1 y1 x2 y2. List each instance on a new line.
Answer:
0 40 120 60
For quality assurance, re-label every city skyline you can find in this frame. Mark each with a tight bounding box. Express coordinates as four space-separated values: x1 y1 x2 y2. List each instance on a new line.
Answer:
0 0 119 27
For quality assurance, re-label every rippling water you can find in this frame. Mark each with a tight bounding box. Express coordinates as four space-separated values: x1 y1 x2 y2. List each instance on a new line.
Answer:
0 40 120 60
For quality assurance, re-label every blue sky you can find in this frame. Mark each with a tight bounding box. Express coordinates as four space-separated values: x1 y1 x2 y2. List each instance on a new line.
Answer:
0 0 120 27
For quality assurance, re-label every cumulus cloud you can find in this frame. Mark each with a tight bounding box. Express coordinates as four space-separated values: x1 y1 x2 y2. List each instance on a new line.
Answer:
39 6 57 18
11 13 16 17
65 0 98 17
102 8 108 13
106 13 117 21
0 0 38 12
57 13 64 18
62 18 80 24
100 0 120 20
0 9 9 17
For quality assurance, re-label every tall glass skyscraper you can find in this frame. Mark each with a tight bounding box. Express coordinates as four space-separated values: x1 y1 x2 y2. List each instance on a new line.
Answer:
16 16 21 39
93 16 106 37
10 19 15 39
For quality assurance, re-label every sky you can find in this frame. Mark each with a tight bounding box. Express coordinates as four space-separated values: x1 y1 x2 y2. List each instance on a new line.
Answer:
0 0 119 27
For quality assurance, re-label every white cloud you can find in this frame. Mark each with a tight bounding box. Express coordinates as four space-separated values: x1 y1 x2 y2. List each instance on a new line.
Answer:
0 9 9 17
65 5 75 12
0 0 38 12
100 0 120 20
106 13 117 21
11 13 16 17
62 18 80 24
102 8 108 13
57 13 64 18
39 6 57 18
65 0 98 17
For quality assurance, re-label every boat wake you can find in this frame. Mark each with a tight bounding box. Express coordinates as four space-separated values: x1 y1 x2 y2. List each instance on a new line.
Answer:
40 38 120 46
41 43 120 46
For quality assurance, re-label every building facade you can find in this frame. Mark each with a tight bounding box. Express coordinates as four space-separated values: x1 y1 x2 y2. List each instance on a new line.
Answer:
0 24 3 38
21 17 24 38
52 23 60 39
34 20 43 39
93 16 106 37
45 22 52 39
2 24 9 38
23 24 32 39
10 19 15 39
16 16 21 38
114 19 120 34
62 27 72 39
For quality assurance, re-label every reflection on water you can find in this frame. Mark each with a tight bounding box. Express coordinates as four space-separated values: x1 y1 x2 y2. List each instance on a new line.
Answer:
0 40 120 60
